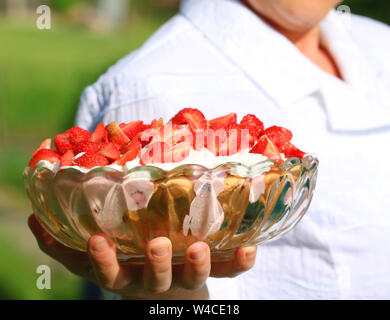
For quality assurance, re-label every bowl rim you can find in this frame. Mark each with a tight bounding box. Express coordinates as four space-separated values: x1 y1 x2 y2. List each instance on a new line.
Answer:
23 153 319 180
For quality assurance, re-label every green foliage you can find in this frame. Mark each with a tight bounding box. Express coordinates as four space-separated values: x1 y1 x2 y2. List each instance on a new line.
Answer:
48 0 94 12
0 17 169 300
0 19 165 192
342 0 390 24
0 232 83 299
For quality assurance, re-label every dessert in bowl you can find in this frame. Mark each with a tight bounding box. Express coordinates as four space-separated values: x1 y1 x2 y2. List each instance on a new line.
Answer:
23 108 318 263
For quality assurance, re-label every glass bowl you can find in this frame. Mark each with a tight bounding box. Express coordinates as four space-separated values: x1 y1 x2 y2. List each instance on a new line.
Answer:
23 154 318 263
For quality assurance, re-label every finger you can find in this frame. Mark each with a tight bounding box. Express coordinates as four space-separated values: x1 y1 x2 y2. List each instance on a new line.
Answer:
143 237 172 294
210 245 257 278
28 214 93 279
87 234 131 291
181 241 210 289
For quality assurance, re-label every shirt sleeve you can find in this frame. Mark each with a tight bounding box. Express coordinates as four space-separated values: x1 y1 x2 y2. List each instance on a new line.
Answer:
75 83 105 131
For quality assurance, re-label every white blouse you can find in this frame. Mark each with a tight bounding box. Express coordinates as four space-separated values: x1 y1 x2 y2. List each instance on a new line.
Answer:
76 0 390 299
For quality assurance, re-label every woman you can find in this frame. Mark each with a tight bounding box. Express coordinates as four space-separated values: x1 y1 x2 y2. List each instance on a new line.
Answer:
29 0 390 299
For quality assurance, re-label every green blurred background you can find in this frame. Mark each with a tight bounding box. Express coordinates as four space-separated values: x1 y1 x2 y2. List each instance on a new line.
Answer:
0 0 388 300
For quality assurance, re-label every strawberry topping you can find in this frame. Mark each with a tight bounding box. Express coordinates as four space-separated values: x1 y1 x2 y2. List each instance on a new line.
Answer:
28 149 61 168
240 114 264 146
32 138 52 158
209 113 237 130
98 142 120 161
171 108 207 132
250 135 283 164
91 123 107 143
60 150 75 167
28 109 306 168
74 153 109 168
122 120 144 139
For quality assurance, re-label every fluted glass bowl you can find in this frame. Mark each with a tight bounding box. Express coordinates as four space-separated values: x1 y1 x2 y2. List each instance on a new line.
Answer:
23 154 318 263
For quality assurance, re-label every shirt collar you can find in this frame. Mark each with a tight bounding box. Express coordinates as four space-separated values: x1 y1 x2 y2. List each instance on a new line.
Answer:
180 0 319 107
319 10 390 132
180 0 390 132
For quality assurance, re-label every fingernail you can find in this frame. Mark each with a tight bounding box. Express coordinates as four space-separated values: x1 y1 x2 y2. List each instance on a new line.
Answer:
190 247 206 261
244 247 256 260
151 245 169 258
91 236 110 254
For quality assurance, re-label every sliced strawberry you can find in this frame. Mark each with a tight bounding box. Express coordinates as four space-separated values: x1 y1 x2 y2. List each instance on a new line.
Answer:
171 108 207 132
250 135 283 164
74 152 109 168
98 142 120 161
54 133 72 155
60 150 75 166
115 139 141 166
264 126 293 151
240 114 264 146
32 138 52 157
74 141 104 155
91 123 107 143
142 124 152 131
28 149 61 168
283 142 305 159
122 120 144 139
66 127 91 146
106 121 130 148
208 113 237 130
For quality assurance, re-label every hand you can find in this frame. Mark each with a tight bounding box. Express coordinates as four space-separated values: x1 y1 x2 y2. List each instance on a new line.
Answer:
28 214 257 299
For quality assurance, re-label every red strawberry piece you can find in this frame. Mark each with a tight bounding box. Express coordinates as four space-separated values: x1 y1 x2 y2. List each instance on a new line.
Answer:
250 135 283 164
171 108 207 132
60 150 75 166
119 123 126 129
122 120 144 139
91 123 107 143
74 152 109 168
208 113 237 130
141 124 152 132
264 126 293 150
54 133 73 155
98 142 120 161
106 121 130 148
74 141 105 155
28 149 61 168
240 114 264 146
32 138 52 157
66 127 91 146
283 142 305 159
115 139 141 166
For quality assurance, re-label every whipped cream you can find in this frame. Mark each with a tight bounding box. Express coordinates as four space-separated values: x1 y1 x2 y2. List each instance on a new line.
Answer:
35 148 272 177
